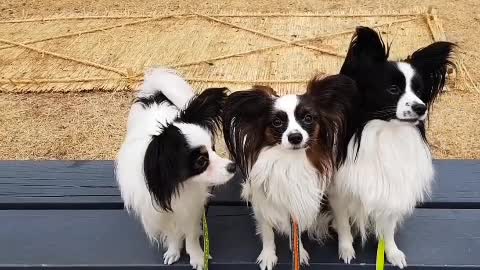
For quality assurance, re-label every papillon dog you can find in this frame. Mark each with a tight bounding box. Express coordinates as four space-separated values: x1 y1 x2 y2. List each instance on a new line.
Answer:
116 69 236 270
222 77 353 270
325 27 455 268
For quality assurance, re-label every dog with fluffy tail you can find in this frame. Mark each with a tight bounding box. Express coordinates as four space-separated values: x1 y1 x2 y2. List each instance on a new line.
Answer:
116 68 236 270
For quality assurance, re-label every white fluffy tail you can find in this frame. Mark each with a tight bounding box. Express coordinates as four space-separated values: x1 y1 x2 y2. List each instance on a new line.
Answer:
139 68 195 109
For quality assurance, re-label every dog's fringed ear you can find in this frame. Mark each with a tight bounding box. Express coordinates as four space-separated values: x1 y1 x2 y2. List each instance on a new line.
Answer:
252 85 279 97
143 125 188 212
179 87 229 135
406 42 455 106
222 87 275 176
307 74 360 168
340 26 389 75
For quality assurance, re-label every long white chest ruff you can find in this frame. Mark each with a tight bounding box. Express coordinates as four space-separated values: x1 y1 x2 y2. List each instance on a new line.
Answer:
242 145 326 232
334 120 434 216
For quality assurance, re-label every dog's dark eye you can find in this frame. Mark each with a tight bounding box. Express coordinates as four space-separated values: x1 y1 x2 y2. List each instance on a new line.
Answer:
303 114 313 124
272 118 283 128
387 85 401 95
194 155 209 170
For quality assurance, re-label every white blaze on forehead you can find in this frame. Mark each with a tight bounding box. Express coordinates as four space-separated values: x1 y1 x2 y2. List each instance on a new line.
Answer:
397 62 415 93
274 95 309 147
173 122 212 148
274 94 299 114
396 62 426 120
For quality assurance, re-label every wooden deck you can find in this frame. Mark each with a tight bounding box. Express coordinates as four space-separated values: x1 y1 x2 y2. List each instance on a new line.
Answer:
1 160 479 269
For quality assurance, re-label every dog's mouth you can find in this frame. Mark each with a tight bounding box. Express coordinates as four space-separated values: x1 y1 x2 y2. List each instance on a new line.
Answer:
397 118 418 123
396 117 425 126
283 143 307 150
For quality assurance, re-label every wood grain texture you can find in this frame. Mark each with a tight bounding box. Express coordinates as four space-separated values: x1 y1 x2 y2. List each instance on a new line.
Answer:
0 160 479 209
0 206 479 269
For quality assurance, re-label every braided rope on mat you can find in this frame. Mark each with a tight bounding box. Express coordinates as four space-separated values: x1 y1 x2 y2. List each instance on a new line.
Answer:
0 14 193 51
0 16 420 87
167 16 417 72
0 10 426 24
194 12 345 58
2 8 469 93
0 37 128 76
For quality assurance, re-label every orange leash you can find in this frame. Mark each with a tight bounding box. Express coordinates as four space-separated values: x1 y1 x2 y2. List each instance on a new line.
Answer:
291 219 300 270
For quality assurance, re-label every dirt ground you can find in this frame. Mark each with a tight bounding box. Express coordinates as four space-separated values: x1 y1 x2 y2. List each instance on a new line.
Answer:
0 0 479 159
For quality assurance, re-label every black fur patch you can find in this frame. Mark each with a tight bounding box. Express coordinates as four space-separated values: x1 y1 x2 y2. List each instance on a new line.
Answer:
222 88 274 177
188 146 210 176
135 91 172 108
295 97 318 139
268 110 288 143
144 125 189 211
407 41 456 108
179 88 228 136
307 74 360 167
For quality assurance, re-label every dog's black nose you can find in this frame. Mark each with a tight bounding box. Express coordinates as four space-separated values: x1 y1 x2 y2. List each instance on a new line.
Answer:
226 162 236 174
288 132 303 145
412 103 427 116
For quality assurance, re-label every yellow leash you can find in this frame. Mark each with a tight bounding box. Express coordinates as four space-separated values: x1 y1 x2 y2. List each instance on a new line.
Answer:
203 210 210 270
376 239 385 270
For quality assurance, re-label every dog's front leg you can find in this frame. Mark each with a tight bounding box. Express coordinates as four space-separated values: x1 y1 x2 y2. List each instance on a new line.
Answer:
163 230 183 265
185 213 204 270
298 236 310 265
330 193 356 264
255 214 278 270
377 216 407 269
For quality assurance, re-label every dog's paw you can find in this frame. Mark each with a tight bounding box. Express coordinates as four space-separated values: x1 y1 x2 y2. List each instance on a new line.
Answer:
300 245 310 265
257 249 278 270
386 248 407 269
339 242 356 264
189 252 204 270
163 248 181 265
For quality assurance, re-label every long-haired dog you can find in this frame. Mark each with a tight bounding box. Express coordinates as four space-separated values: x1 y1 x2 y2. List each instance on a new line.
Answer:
222 77 355 270
116 69 236 270
325 27 455 268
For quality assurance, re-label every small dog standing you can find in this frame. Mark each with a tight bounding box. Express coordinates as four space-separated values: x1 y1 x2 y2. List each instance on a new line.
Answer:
116 69 236 270
223 78 354 270
326 27 455 268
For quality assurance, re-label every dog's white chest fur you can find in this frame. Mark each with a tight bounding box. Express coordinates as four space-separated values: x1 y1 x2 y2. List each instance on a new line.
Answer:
242 145 326 233
334 119 434 216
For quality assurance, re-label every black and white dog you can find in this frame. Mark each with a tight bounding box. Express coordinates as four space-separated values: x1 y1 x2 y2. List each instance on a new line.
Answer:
326 27 455 268
116 69 236 270
223 78 353 270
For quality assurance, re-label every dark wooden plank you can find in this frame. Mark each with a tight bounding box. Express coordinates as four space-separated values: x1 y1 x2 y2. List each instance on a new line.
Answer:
0 160 243 209
0 161 119 209
422 160 480 208
209 207 480 269
0 160 479 209
0 206 479 269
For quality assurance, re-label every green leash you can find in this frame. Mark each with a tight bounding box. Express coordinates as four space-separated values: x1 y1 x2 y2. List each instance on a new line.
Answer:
203 210 210 270
376 239 385 270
